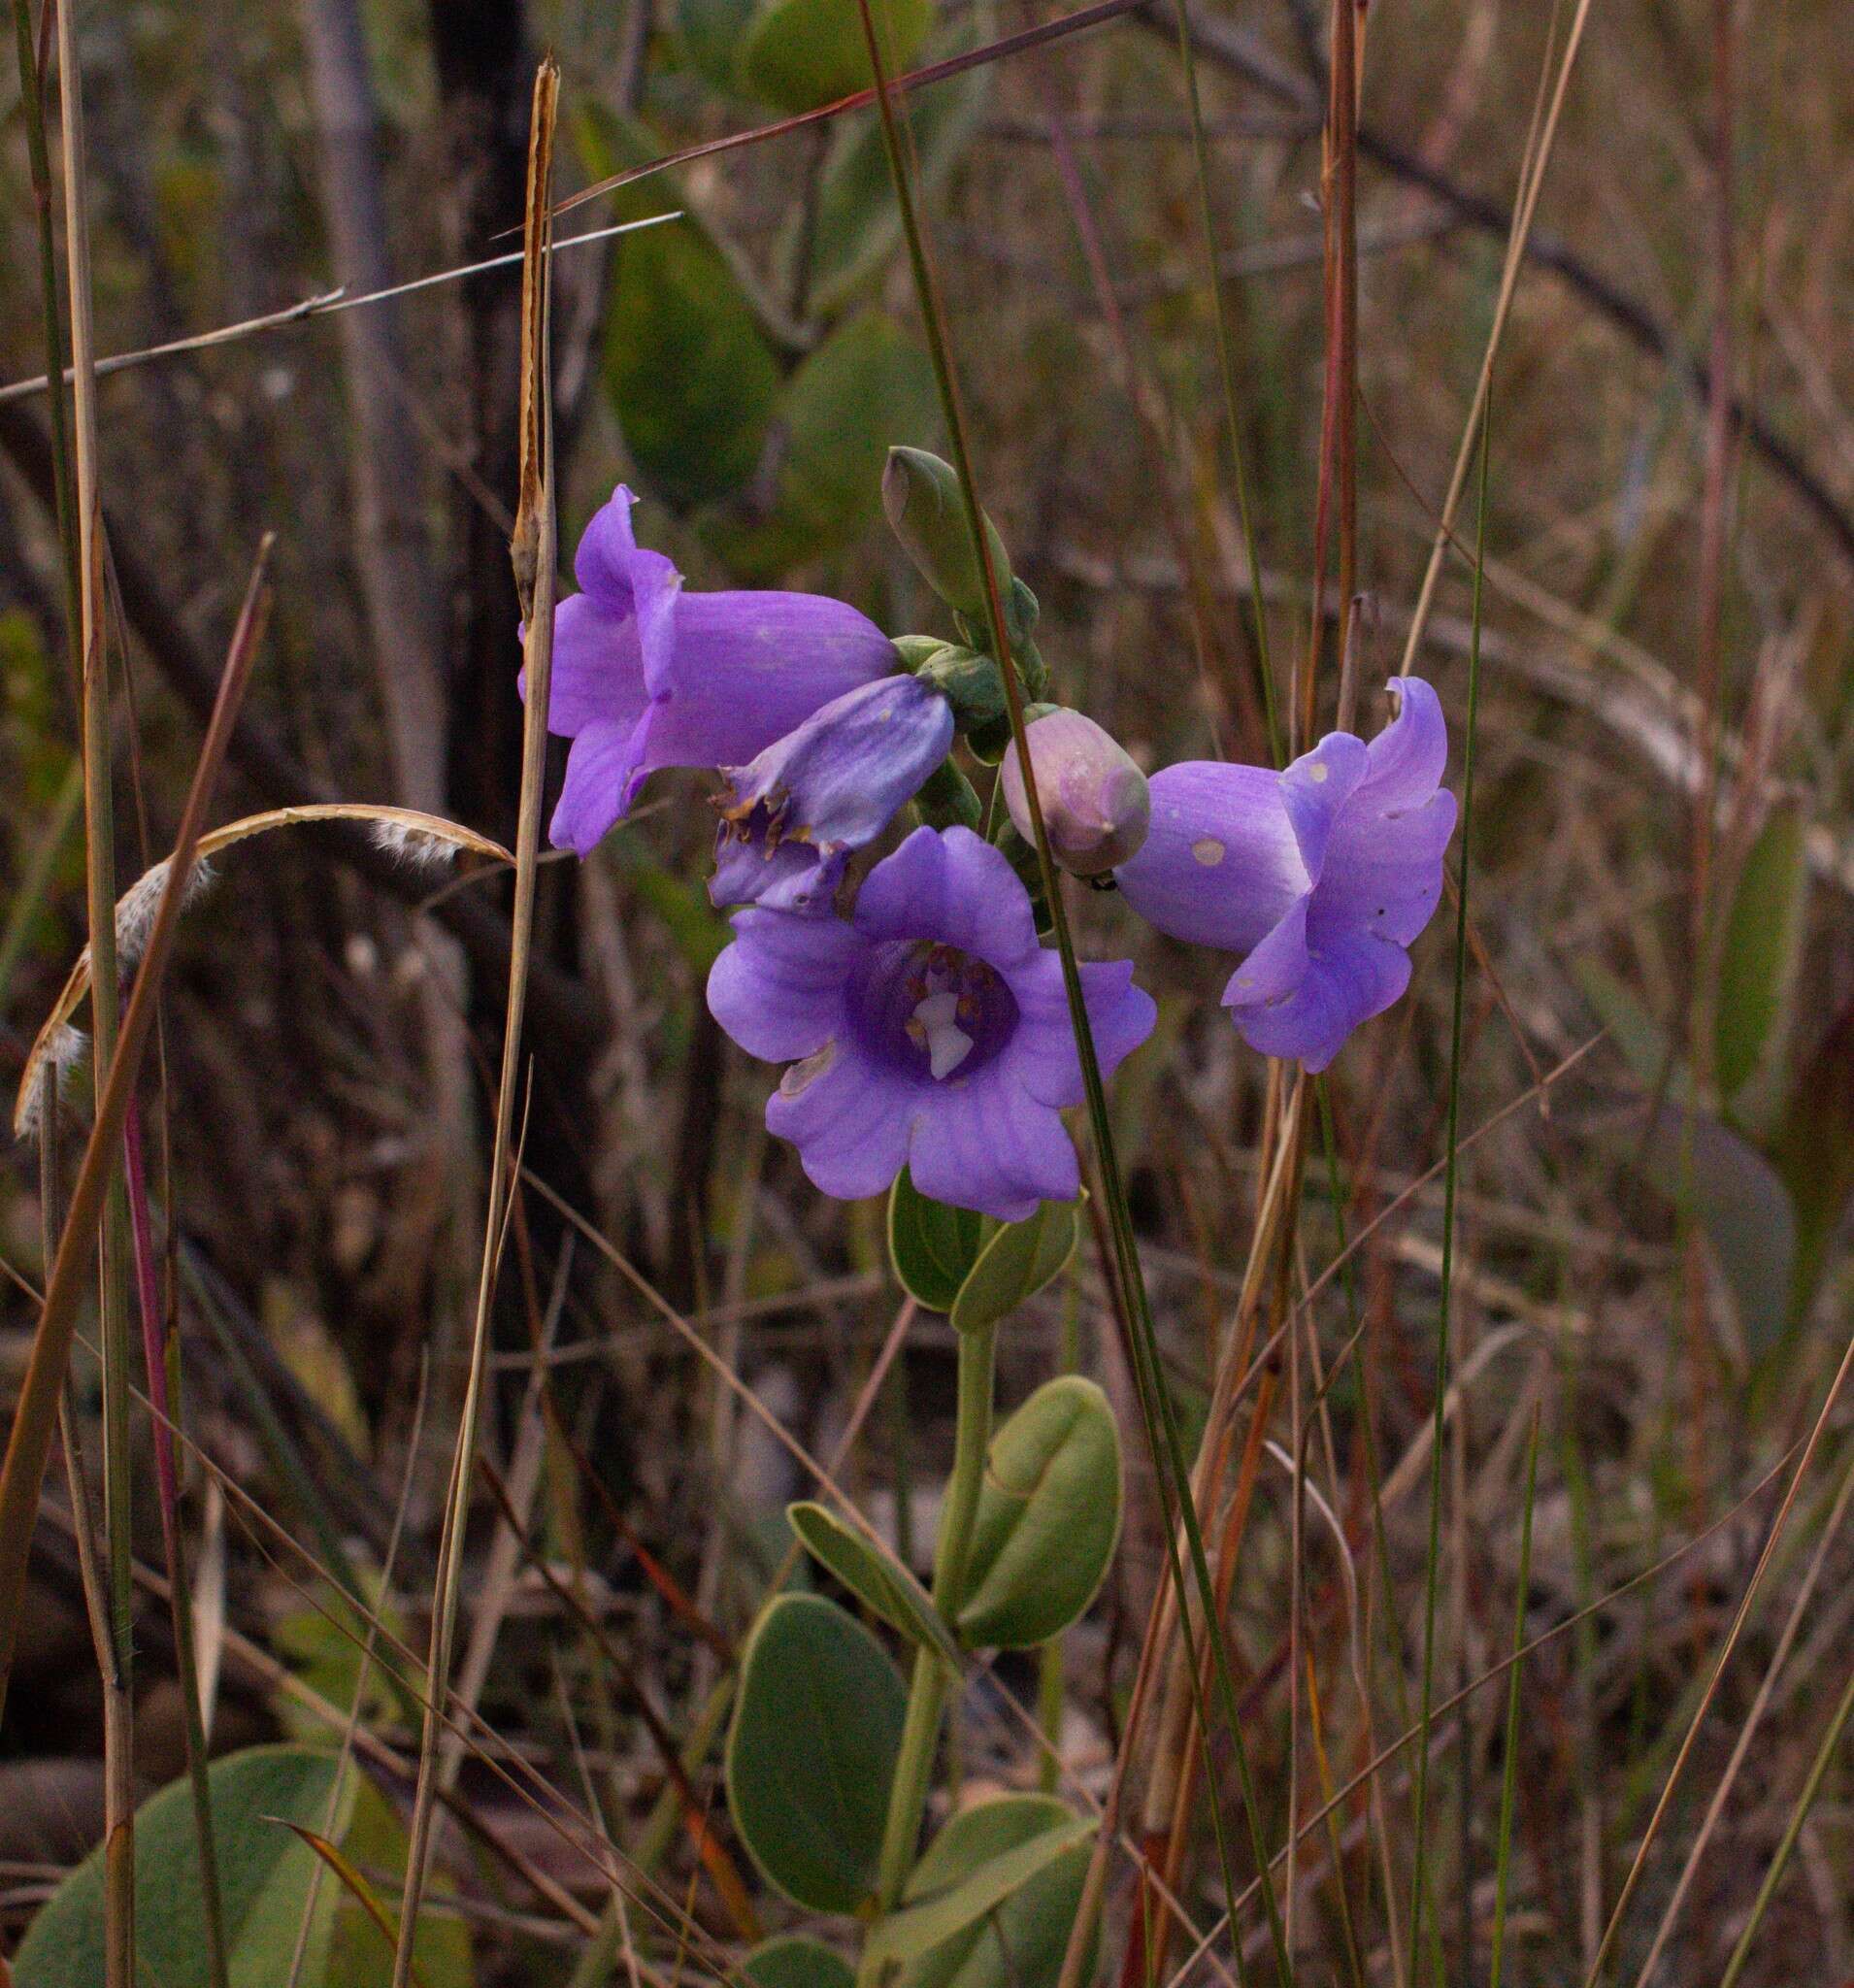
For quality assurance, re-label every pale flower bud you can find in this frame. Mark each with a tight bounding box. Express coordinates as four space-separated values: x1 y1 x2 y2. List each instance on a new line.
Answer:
1001 709 1151 877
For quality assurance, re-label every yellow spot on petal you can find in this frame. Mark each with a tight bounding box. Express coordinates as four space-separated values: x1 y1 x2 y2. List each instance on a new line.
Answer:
1308 762 1329 784
1192 837 1225 867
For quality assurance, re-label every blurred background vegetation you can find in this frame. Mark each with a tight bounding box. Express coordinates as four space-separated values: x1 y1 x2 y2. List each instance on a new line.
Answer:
2 0 1852 1980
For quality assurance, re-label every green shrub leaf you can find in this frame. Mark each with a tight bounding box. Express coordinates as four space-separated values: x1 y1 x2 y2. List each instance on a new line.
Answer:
726 1593 909 1912
807 73 988 314
1632 1102 1798 1357
715 313 940 580
866 1796 1093 1978
1715 805 1808 1110
956 1376 1122 1649
14 1744 356 1988
889 1166 985 1310
680 0 763 90
745 1934 857 1987
949 1200 1076 1337
579 108 780 510
1771 996 1854 1321
787 1500 960 1661
738 0 933 115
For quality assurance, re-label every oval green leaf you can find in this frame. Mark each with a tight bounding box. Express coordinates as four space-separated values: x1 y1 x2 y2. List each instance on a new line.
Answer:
1715 805 1808 1110
1773 996 1854 1321
14 1744 356 1988
1633 1101 1798 1357
807 69 989 315
738 0 933 115
726 1593 909 1913
957 1376 1122 1649
867 1795 1094 1981
889 1165 986 1311
745 1934 857 1987
579 108 780 510
949 1200 1077 1338
715 313 941 580
680 0 763 90
788 1500 960 1662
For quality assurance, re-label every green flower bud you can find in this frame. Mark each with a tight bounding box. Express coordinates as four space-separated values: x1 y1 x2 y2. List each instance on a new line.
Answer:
882 447 1014 622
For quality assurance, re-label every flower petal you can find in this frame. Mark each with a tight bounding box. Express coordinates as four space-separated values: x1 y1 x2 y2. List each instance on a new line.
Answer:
1279 731 1368 880
905 1071 1079 1221
766 1039 913 1203
646 590 896 771
1226 924 1411 1072
710 676 952 911
540 591 647 740
1224 896 1311 1008
711 830 846 915
1114 761 1308 956
1315 787 1458 945
1353 674 1449 813
853 826 1041 967
547 712 656 855
707 908 864 1062
1008 952 1156 1109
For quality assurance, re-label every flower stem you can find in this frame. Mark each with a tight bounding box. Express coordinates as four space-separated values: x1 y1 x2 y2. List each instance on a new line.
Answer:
867 1318 998 1953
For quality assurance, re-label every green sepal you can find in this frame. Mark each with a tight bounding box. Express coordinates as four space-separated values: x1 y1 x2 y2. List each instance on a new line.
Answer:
888 1165 986 1310
993 822 1051 933
914 760 982 833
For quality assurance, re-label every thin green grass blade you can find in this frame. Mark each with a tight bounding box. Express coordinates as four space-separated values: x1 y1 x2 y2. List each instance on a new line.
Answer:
1489 1407 1541 1988
1407 389 1492 1979
1717 1632 1854 1988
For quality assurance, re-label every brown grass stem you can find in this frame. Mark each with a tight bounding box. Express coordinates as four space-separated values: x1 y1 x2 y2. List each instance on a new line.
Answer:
0 537 273 1717
390 59 559 1985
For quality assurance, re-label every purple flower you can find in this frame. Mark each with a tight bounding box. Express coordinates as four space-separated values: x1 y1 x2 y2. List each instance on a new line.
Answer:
708 827 1156 1220
534 485 897 854
1116 677 1456 1071
711 676 954 914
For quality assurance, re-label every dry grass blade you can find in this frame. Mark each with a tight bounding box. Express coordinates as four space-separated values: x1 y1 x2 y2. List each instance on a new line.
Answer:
0 537 274 1720
14 805 513 1135
0 215 679 409
1634 1451 1854 1981
274 1820 432 1988
1396 0 1599 672
53 4 138 1971
1583 1321 1854 1983
390 56 559 1988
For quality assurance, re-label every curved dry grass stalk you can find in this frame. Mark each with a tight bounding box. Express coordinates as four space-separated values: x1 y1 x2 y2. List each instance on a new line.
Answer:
14 804 512 1137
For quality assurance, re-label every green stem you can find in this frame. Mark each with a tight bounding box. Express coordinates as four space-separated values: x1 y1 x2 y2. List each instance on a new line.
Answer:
866 1320 998 1959
845 7 1290 1975
1407 388 1493 1980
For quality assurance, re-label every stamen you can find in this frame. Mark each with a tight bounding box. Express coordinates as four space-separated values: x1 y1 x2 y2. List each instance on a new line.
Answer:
912 990 973 1080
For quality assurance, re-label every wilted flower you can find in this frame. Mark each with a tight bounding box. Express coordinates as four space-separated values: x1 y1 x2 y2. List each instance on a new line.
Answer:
708 826 1156 1220
1001 708 1151 878
533 485 896 854
711 676 954 913
1116 676 1456 1071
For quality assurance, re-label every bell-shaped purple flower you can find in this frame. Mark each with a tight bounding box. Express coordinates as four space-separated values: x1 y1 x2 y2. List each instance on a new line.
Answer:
1116 677 1456 1072
1001 709 1151 878
708 826 1156 1220
533 485 897 854
711 676 954 914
